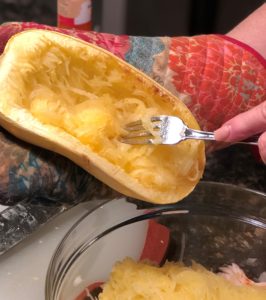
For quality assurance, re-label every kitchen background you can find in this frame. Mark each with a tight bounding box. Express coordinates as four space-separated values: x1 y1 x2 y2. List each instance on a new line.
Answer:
0 0 264 36
0 2 265 299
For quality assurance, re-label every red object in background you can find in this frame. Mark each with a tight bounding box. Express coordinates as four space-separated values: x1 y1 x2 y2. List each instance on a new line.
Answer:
57 0 92 31
74 220 170 300
140 219 170 265
58 15 92 31
75 281 104 300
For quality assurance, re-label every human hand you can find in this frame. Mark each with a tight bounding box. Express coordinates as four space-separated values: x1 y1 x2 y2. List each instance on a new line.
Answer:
214 101 266 163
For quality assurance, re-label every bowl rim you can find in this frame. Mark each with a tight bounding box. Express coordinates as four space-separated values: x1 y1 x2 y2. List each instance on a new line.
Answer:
55 181 266 245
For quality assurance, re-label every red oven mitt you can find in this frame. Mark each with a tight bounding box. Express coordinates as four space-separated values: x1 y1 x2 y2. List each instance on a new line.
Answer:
1 22 265 131
0 22 265 206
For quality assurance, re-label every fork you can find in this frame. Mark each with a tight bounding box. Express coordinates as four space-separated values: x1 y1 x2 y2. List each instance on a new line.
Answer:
119 115 258 145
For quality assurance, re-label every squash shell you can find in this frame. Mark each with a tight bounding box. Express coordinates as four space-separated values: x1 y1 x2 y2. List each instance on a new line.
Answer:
0 30 205 204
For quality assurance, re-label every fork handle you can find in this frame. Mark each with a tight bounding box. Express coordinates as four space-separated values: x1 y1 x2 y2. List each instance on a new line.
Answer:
185 128 215 141
185 128 258 146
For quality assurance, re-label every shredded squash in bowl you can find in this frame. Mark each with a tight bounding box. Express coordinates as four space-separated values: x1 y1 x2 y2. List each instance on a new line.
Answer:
99 258 266 300
0 30 205 204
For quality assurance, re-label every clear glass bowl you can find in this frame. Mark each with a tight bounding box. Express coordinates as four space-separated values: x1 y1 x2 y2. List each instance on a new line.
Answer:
45 181 266 300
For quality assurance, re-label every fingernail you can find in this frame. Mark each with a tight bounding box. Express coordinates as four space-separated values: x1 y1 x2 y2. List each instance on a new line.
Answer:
214 125 231 141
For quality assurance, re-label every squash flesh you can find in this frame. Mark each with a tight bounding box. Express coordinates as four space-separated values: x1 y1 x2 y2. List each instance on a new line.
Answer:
0 30 205 203
99 258 266 300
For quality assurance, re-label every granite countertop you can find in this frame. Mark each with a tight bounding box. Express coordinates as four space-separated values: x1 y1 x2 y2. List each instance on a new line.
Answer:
203 145 266 194
0 1 56 26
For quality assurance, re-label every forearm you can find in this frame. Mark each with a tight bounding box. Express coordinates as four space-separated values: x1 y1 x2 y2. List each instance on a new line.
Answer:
227 3 266 59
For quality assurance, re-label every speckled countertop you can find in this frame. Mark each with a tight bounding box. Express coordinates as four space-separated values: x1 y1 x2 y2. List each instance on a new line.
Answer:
203 145 266 194
0 1 56 26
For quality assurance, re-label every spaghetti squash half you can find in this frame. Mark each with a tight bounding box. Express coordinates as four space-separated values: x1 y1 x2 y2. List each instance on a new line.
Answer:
0 30 205 204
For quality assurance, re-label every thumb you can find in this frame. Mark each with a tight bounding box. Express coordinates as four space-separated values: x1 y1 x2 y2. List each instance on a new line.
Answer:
214 101 266 142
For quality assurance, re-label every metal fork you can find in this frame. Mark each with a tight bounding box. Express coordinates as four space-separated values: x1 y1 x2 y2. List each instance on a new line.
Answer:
119 115 258 145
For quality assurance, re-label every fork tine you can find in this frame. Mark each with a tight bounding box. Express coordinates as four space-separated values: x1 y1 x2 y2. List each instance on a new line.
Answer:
121 130 152 139
125 120 143 128
120 119 154 144
124 120 145 132
119 137 153 145
126 120 143 126
152 124 161 130
124 124 145 132
151 116 165 122
125 118 163 132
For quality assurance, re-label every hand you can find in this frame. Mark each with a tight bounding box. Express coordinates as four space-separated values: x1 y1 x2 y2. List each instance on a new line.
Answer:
214 101 266 163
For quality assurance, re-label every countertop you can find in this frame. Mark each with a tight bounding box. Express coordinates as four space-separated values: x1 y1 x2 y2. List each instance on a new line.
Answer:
203 145 266 194
0 201 102 300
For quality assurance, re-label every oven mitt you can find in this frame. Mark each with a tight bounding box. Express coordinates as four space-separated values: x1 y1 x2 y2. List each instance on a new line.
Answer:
0 22 265 206
0 128 118 206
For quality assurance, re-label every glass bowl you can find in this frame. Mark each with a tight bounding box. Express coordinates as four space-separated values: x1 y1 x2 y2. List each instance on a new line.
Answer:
45 181 266 300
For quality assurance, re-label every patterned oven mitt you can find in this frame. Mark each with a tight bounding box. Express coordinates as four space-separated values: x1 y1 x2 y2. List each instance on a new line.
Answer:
0 22 265 207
